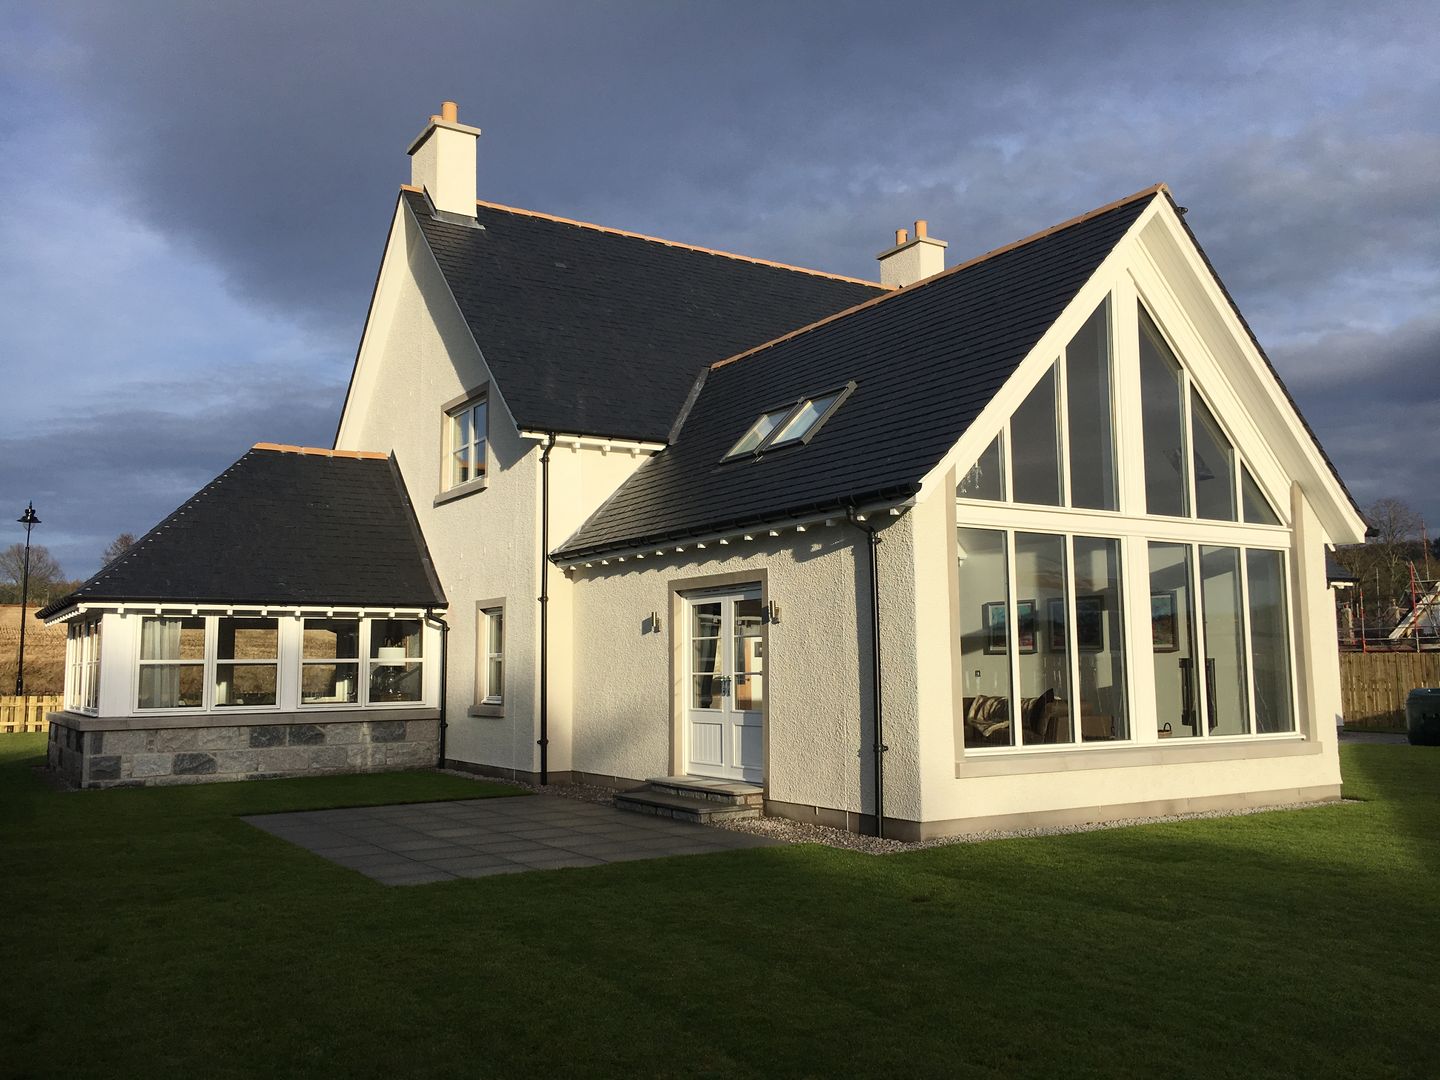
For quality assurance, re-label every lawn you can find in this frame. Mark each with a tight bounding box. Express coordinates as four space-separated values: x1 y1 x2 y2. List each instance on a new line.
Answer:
3 735 1437 1079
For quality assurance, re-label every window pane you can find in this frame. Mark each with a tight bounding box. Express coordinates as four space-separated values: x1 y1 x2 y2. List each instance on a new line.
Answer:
370 661 423 703
734 673 764 710
1016 532 1072 745
452 448 473 487
956 433 1005 501
217 618 277 661
487 657 504 702
958 528 1013 748
727 409 791 457
1149 542 1199 738
691 601 721 639
301 662 359 704
1247 549 1295 733
1200 546 1249 735
138 664 204 709
1073 536 1128 741
1010 365 1062 506
734 598 764 677
215 664 278 707
692 674 718 709
1066 298 1117 510
371 618 422 659
771 392 841 445
1139 308 1189 517
1192 392 1237 521
452 408 472 453
303 619 360 660
140 617 205 661
1242 466 1281 525
487 610 504 656
471 401 487 476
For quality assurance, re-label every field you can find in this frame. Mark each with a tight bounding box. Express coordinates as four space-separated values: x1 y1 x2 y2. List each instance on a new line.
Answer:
2 735 1437 1078
0 605 65 693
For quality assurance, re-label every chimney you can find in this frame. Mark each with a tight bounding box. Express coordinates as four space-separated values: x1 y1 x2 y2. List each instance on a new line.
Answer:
876 219 947 287
407 101 482 218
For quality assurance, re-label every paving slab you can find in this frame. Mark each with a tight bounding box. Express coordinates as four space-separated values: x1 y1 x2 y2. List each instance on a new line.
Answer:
244 792 782 885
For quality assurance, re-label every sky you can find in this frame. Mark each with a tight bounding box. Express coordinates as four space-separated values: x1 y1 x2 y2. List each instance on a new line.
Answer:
1 0 1437 578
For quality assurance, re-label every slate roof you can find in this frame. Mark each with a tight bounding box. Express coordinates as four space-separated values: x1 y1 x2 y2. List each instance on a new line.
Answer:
37 446 446 618
400 190 885 442
556 188 1160 560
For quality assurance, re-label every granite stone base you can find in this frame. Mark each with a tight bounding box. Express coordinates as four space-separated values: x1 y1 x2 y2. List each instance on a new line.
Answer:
46 711 440 790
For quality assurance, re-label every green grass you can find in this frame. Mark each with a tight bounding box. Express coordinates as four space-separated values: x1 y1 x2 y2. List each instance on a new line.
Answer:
3 735 1438 1079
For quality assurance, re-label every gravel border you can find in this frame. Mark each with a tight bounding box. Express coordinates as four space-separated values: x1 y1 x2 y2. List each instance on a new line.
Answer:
436 768 1349 856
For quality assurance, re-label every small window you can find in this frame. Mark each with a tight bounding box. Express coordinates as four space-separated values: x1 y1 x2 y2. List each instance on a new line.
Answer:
478 607 505 705
369 618 424 704
1241 466 1281 525
446 396 487 489
723 383 854 460
769 390 844 446
137 617 206 709
726 408 794 458
215 618 278 708
301 618 361 705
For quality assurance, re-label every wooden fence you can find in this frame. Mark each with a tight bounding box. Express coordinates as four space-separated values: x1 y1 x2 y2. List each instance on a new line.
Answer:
0 695 62 735
1340 652 1440 730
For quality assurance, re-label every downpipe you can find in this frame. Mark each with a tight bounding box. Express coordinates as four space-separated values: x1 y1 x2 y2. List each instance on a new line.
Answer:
538 433 556 784
848 508 888 838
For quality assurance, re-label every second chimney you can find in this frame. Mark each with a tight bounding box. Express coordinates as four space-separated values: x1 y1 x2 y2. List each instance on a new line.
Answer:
876 219 947 287
407 101 482 218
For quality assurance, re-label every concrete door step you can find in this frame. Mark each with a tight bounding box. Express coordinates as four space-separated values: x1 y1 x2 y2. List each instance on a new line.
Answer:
614 788 762 823
644 775 764 807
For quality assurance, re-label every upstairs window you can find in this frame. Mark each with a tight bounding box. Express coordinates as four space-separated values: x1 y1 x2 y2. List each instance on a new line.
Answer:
723 384 854 459
445 395 487 489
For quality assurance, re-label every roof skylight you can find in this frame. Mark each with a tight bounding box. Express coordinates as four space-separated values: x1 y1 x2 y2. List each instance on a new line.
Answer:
722 383 855 460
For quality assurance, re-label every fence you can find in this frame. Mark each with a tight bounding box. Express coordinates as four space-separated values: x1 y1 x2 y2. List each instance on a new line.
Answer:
0 695 62 735
1340 652 1440 730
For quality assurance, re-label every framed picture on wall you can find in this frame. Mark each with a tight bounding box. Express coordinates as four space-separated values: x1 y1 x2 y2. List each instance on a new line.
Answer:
1076 595 1105 652
1047 597 1067 652
984 600 1038 654
1151 591 1178 652
983 602 1007 654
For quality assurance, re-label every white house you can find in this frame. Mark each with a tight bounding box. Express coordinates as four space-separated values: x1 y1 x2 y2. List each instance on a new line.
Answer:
43 103 1366 838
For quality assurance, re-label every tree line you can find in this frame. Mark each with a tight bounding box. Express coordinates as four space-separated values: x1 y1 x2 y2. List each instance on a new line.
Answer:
1332 497 1439 619
0 533 134 606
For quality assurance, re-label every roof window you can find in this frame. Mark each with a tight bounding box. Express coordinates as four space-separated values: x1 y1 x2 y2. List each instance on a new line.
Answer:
723 383 855 460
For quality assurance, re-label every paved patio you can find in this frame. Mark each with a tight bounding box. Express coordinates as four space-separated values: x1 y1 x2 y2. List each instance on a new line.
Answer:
244 793 781 885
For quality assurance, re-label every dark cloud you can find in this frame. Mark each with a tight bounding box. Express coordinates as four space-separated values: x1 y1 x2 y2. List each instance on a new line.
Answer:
3 0 1439 570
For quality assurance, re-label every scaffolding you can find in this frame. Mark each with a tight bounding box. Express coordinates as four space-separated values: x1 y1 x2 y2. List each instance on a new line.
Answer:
1338 560 1440 652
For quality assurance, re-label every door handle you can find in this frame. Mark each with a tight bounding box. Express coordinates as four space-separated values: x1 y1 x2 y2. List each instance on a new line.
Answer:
717 675 732 696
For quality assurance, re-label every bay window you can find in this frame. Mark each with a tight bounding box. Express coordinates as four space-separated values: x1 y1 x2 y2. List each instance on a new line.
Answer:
66 619 101 713
368 618 424 703
215 618 278 707
301 619 361 705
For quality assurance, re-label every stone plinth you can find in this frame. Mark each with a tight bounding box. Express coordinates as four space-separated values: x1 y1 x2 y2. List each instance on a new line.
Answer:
46 709 441 789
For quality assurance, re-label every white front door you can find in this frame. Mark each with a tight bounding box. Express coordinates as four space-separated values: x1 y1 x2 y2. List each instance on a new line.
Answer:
685 588 765 783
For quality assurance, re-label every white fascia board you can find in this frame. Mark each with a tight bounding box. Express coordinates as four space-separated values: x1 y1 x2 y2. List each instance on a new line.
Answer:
517 430 667 454
1135 205 1366 544
49 602 444 624
553 497 914 569
913 203 1152 505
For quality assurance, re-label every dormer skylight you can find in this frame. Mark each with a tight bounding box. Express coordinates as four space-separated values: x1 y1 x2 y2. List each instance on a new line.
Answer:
723 383 855 460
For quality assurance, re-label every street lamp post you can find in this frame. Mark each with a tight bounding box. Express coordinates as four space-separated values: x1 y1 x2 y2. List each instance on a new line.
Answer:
15 502 40 696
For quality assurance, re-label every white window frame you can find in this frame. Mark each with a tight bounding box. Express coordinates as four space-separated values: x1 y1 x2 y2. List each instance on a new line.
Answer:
213 616 281 711
954 287 1301 755
439 385 489 500
134 615 209 712
477 604 505 707
66 618 101 715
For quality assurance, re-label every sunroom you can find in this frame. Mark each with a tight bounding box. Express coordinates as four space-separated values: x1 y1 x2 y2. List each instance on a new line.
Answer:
39 444 448 789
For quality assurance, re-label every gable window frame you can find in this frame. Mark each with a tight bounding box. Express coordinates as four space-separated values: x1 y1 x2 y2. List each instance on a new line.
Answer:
437 384 490 505
721 381 856 461
953 278 1302 759
470 599 506 716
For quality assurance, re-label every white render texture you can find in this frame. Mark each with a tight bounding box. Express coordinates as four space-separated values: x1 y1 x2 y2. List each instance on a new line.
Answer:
877 236 946 288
